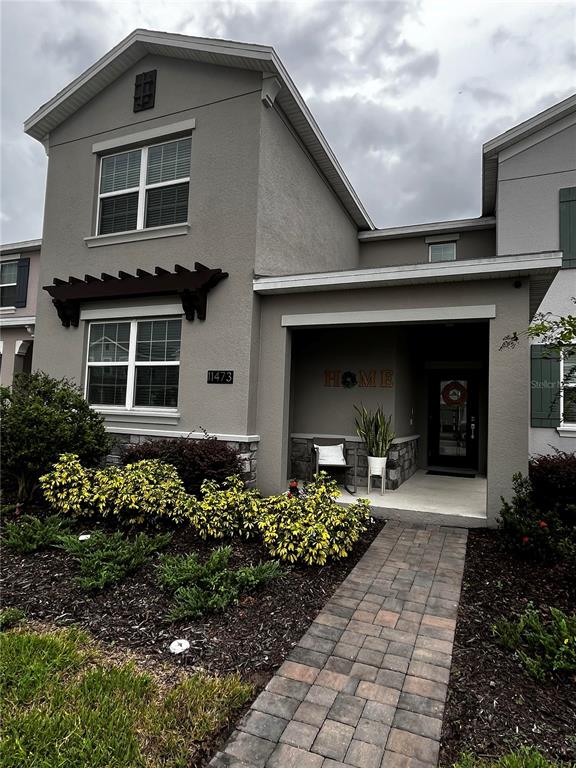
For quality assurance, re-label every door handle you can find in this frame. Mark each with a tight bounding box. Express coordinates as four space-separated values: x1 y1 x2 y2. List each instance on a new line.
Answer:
470 417 476 440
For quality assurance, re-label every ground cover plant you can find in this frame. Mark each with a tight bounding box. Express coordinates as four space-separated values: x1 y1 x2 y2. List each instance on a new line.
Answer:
440 529 576 765
58 530 172 590
3 514 71 554
492 603 576 681
158 546 283 620
120 434 242 496
453 747 573 768
0 372 110 501
0 624 252 768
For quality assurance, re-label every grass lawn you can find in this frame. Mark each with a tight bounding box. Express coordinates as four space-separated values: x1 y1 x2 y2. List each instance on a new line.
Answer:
0 624 253 767
440 530 575 765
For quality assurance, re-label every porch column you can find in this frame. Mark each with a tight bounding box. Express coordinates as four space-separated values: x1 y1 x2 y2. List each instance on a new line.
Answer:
486 284 530 526
256 319 292 495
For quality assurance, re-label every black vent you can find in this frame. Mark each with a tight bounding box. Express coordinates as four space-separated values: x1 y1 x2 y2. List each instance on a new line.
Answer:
133 70 157 112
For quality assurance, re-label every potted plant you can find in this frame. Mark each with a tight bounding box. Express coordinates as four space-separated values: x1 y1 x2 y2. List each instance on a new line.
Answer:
354 404 395 490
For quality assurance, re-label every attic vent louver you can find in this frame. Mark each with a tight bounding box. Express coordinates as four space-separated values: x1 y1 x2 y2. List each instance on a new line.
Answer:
134 70 157 112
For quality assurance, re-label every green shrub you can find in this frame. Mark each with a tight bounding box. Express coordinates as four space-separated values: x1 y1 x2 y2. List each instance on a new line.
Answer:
492 602 576 680
0 372 110 501
189 475 261 539
58 530 172 590
257 472 371 565
40 454 193 526
453 746 570 768
158 546 282 621
120 435 242 496
498 473 572 561
0 608 26 631
3 514 71 554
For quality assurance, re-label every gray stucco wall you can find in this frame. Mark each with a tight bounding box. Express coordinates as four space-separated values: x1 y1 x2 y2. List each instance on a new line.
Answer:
34 56 264 437
497 118 576 255
0 326 34 386
359 229 496 268
254 103 359 276
256 278 530 525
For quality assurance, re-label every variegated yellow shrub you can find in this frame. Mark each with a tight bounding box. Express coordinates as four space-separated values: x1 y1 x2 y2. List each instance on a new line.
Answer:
190 475 261 539
256 473 371 566
39 453 93 517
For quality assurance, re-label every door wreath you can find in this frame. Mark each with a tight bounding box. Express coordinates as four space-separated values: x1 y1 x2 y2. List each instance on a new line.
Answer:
441 380 467 407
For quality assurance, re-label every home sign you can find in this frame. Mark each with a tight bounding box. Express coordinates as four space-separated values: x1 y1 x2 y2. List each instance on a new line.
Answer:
323 369 393 388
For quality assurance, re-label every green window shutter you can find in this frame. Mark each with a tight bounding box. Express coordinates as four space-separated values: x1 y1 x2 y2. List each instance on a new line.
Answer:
531 345 560 427
559 187 576 269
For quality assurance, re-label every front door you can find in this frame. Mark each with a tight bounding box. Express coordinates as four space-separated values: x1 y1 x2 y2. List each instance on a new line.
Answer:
428 372 479 469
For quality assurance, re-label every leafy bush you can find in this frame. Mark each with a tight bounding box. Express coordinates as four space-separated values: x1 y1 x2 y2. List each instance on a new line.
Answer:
120 435 242 496
58 530 172 590
0 608 26 631
257 472 371 565
529 451 576 523
189 475 261 540
0 372 111 501
453 747 570 768
3 514 71 554
40 454 193 526
499 472 576 564
492 602 576 680
158 546 282 621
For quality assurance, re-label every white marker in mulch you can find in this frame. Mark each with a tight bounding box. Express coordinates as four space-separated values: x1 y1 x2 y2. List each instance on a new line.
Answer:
78 534 91 541
169 639 190 654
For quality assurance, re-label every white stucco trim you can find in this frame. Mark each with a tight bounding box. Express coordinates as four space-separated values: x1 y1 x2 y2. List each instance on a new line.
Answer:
92 119 196 154
557 425 576 437
254 252 562 294
0 238 42 254
281 305 496 328
359 217 495 242
0 315 36 328
84 222 190 248
80 304 182 321
292 433 420 444
107 426 260 441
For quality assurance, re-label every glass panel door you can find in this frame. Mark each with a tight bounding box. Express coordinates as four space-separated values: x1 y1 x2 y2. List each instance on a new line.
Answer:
428 373 479 469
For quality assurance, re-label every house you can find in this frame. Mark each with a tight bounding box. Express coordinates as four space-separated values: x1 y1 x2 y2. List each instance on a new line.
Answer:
0 239 41 385
21 30 573 525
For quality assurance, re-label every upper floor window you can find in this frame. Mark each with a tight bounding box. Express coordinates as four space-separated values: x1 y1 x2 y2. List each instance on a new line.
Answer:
98 137 191 236
0 258 29 308
86 318 182 409
429 242 456 263
0 261 19 307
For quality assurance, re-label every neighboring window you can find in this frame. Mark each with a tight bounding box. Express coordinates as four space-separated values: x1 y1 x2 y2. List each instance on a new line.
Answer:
86 318 181 409
561 346 576 425
559 187 576 269
429 242 456 262
97 137 191 235
0 261 18 307
134 70 157 112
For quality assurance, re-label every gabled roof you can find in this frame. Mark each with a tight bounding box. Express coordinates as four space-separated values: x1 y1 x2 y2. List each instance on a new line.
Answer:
482 93 576 216
24 29 374 230
0 238 42 255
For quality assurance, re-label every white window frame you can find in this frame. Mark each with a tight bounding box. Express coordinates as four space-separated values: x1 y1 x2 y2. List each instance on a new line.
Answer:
97 136 191 236
428 242 457 263
85 318 181 412
560 346 576 426
0 260 19 308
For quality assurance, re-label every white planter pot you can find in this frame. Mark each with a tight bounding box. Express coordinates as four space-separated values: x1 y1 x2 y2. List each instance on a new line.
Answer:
367 456 387 494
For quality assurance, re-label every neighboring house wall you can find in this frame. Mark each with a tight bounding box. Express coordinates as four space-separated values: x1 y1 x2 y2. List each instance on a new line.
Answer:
359 228 496 268
495 118 576 454
255 101 359 276
34 56 264 438
0 246 40 386
496 117 576 255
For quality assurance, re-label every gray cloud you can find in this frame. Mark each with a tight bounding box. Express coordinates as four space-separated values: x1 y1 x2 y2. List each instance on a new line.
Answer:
0 0 575 241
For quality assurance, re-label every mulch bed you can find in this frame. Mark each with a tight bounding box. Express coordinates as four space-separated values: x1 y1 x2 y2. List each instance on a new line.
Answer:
440 529 576 765
1 516 384 687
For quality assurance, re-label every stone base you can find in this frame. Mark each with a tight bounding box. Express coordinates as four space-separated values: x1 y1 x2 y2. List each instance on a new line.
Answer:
107 433 258 486
290 436 419 490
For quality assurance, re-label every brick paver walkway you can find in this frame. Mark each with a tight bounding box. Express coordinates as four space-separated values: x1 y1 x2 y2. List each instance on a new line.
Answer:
210 521 468 768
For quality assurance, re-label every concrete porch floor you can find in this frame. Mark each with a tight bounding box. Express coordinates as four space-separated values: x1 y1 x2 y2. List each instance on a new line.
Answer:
337 469 488 528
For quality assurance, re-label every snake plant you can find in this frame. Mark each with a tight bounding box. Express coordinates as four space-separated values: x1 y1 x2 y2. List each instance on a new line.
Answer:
354 404 395 457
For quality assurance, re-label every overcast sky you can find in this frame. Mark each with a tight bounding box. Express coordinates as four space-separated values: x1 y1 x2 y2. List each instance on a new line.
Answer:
1 0 574 242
